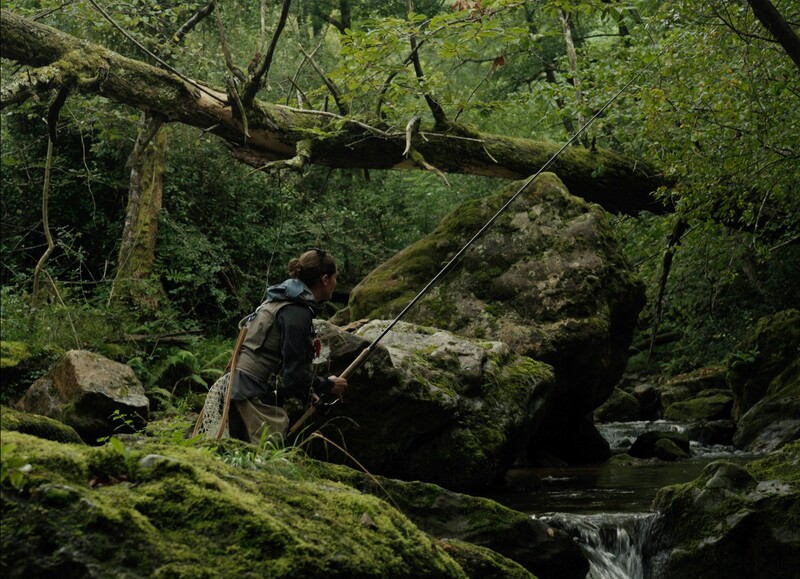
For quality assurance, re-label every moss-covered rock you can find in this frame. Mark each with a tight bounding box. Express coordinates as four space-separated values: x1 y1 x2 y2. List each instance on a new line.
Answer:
0 406 83 444
733 357 800 452
303 459 588 579
15 350 150 442
311 320 555 490
659 365 727 410
437 539 536 579
726 309 800 419
594 387 640 423
0 431 469 578
663 389 734 422
344 174 644 465
649 441 800 579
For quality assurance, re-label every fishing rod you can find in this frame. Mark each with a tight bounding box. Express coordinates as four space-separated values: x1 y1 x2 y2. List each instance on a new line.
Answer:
289 34 682 436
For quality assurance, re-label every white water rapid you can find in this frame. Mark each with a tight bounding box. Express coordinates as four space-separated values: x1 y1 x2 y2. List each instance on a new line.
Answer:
537 512 659 579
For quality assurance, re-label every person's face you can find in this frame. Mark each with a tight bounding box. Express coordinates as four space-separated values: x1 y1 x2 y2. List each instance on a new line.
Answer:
319 272 337 301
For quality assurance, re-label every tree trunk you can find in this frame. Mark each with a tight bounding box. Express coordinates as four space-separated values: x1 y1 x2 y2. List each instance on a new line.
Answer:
0 10 671 215
111 113 167 311
747 0 800 71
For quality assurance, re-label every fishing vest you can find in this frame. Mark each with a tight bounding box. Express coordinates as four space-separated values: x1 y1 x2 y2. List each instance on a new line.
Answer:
235 300 293 384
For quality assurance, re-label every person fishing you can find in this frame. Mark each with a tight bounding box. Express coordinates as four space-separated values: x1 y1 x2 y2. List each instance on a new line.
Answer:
227 248 347 444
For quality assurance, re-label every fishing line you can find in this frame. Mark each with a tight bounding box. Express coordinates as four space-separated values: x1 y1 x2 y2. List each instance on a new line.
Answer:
338 31 685 378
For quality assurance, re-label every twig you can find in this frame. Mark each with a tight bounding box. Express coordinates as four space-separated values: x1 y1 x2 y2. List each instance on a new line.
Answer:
299 45 348 115
243 0 293 105
406 0 447 127
173 1 215 44
285 37 324 106
212 0 245 82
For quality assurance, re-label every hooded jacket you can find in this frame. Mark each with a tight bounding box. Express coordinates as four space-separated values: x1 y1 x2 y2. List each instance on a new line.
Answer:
232 279 332 403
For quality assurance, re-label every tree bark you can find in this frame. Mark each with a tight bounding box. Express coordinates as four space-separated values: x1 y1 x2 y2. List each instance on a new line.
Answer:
747 0 800 71
0 10 671 215
111 112 167 311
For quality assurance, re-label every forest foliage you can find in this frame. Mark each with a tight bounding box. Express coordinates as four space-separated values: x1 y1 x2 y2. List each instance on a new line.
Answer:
1 0 798 403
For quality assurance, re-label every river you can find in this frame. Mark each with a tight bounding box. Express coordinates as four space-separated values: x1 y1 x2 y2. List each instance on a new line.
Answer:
484 421 759 579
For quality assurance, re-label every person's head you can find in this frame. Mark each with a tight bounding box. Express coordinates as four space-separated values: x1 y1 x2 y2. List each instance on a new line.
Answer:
288 249 338 302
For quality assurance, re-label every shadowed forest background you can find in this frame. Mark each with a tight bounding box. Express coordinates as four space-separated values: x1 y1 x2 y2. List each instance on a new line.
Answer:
1 0 798 407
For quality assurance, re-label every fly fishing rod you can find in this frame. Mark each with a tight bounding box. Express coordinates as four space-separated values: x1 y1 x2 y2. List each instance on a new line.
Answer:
289 35 681 436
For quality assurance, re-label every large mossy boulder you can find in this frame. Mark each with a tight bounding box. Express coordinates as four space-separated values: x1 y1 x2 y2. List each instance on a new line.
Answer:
649 441 800 579
725 309 800 452
0 431 470 578
15 350 149 442
342 173 645 465
733 357 800 452
311 320 555 490
727 309 800 420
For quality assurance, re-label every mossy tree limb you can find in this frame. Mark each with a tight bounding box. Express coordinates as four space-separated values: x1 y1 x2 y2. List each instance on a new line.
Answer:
1 10 671 215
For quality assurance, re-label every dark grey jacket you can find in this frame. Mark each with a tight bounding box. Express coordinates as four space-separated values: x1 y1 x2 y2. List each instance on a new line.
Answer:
232 279 333 403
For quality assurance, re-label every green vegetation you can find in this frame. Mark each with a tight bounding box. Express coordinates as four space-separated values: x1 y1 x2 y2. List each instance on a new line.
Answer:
1 0 797 398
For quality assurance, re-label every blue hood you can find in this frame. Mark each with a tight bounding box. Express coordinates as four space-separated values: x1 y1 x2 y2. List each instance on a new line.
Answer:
266 279 320 312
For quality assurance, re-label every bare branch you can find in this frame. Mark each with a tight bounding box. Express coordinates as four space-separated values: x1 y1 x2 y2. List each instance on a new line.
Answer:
299 44 349 115
243 0 293 106
212 0 245 82
47 84 70 143
285 37 324 107
405 0 447 127
173 1 215 44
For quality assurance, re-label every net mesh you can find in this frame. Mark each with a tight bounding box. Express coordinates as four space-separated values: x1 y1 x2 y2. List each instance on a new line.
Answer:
196 372 230 439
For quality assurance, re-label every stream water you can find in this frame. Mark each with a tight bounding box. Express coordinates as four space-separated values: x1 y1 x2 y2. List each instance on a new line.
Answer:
486 421 758 579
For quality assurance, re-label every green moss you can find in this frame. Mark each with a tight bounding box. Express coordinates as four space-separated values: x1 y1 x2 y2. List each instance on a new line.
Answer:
746 440 800 484
1 406 83 445
663 391 733 421
1 431 468 578
438 538 537 579
0 341 31 369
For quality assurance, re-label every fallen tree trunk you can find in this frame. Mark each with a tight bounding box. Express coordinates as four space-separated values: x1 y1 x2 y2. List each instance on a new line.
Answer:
0 9 672 214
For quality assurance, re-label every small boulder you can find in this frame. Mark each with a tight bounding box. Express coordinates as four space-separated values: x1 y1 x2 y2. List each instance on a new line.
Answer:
628 430 690 460
16 350 149 442
696 419 737 446
663 389 734 421
594 387 640 423
653 438 689 461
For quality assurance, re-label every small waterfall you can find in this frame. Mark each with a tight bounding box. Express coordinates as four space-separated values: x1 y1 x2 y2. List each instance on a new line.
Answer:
536 512 658 579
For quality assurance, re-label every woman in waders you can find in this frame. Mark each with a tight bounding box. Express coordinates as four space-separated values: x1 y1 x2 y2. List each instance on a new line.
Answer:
228 249 347 443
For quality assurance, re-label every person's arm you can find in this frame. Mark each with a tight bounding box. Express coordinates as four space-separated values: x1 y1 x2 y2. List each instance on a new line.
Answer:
277 305 335 400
